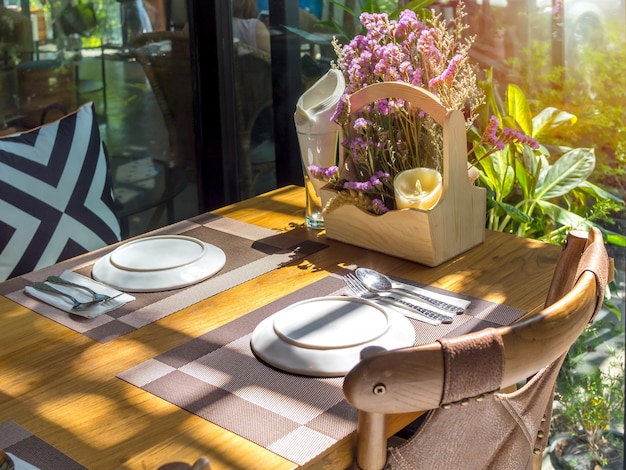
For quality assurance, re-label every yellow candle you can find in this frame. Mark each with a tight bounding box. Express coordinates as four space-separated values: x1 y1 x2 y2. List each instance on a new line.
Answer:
393 168 443 210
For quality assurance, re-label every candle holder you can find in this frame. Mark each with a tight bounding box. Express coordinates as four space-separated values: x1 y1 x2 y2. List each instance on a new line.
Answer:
394 168 443 211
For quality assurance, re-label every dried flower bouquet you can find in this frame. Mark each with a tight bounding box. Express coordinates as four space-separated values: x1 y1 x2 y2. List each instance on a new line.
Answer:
310 2 537 215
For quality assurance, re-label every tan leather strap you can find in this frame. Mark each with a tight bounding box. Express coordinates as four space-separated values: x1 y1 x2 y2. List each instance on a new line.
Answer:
438 328 504 406
575 231 610 322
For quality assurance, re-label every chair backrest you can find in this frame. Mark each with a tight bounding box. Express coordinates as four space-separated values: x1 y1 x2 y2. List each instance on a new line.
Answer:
132 31 195 172
167 0 189 30
0 6 34 65
233 42 274 198
342 227 611 470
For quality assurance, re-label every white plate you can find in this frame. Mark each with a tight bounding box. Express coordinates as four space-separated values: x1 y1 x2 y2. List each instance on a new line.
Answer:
92 235 226 292
251 296 416 377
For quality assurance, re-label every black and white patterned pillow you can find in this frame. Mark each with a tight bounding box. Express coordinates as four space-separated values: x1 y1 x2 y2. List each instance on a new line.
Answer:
0 102 121 281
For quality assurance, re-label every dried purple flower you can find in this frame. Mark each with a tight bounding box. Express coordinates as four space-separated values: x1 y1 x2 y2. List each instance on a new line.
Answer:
501 128 540 149
317 2 485 215
371 199 390 214
307 165 341 181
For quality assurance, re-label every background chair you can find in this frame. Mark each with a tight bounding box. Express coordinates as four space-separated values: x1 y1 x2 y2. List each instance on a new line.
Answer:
113 31 194 238
132 31 194 173
343 227 612 470
0 5 33 128
233 42 275 198
165 0 189 31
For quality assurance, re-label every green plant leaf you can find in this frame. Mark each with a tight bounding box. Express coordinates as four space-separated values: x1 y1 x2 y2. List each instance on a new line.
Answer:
579 181 626 205
478 70 505 121
394 0 437 15
535 148 595 199
532 107 577 140
536 200 593 229
477 170 496 194
604 231 626 247
320 0 363 38
537 201 626 246
520 146 547 195
322 0 437 34
532 153 551 190
506 83 533 136
493 200 533 223
483 151 515 199
514 155 532 198
325 0 359 17
315 19 350 39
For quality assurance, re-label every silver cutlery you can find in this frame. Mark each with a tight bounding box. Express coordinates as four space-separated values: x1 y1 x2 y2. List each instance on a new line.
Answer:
46 276 114 302
31 282 122 310
343 273 452 325
355 268 466 314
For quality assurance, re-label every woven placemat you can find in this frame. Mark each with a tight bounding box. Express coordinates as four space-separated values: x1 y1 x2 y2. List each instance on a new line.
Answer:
0 421 87 470
0 214 327 343
118 272 525 466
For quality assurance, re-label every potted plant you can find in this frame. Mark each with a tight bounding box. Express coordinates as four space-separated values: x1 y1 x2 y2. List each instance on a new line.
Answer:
549 318 625 469
468 72 625 249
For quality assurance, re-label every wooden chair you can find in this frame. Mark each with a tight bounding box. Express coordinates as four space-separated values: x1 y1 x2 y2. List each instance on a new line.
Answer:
119 31 194 237
132 31 195 173
165 0 188 31
343 227 612 470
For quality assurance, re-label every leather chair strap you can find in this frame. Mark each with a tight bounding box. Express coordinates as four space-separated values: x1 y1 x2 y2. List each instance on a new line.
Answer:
576 234 610 322
438 328 504 406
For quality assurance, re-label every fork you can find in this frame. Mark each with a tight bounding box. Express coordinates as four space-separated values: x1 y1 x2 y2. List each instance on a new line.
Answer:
31 282 122 310
343 273 452 325
46 276 113 302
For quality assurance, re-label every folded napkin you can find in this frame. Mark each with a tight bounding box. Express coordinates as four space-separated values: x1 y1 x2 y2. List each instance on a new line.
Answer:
24 270 135 319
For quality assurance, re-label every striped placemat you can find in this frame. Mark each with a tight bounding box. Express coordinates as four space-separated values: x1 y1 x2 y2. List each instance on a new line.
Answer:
0 421 87 470
0 214 327 343
118 272 525 466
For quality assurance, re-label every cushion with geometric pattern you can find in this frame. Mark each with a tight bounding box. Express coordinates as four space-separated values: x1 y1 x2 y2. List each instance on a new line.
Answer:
0 102 121 281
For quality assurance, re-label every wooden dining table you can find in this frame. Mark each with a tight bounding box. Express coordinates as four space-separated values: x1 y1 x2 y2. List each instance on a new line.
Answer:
0 185 562 470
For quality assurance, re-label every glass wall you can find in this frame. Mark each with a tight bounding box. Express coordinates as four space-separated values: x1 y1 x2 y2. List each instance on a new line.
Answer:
194 0 624 213
2 0 624 233
1 0 201 238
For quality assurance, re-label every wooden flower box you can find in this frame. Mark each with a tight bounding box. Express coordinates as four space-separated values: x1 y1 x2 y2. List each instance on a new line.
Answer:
320 82 486 267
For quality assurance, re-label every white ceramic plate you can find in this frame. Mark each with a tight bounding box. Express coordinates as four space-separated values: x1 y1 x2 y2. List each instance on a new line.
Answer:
251 296 416 377
92 235 226 292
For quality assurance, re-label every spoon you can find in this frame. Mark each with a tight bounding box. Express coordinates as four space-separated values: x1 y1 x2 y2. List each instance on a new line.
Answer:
354 268 465 314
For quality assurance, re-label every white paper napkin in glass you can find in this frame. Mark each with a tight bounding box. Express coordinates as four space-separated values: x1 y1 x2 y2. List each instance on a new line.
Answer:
24 270 136 318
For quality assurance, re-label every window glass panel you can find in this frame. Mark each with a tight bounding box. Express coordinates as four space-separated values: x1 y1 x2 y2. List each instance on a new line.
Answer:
1 0 200 239
259 0 625 210
232 0 276 197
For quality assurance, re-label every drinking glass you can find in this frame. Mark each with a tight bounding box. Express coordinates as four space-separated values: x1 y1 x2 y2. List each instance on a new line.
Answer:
294 68 345 229
298 130 339 228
